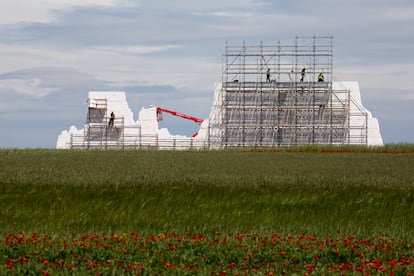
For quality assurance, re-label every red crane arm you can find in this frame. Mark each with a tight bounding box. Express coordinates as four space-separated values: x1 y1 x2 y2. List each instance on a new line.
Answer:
156 107 203 124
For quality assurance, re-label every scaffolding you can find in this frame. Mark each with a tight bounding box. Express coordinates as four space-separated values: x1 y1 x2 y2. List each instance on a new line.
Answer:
69 99 209 150
70 99 126 149
62 35 371 150
210 36 368 147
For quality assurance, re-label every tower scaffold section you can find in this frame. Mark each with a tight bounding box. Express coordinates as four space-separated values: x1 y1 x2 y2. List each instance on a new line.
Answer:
72 98 125 149
211 36 366 147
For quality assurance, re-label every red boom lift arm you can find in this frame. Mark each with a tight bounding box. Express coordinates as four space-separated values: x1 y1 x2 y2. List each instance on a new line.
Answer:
156 107 203 137
156 107 203 124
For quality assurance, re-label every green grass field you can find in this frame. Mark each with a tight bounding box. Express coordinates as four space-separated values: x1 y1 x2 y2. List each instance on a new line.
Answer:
1 146 414 274
1 146 414 238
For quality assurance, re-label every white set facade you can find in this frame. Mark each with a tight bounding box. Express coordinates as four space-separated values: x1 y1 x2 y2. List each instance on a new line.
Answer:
56 81 382 149
57 37 383 149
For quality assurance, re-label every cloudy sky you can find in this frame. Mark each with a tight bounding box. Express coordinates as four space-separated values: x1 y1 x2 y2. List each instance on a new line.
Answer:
0 0 413 148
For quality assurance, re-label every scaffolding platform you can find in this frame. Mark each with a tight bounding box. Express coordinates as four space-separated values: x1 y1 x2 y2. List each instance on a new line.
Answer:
209 36 368 146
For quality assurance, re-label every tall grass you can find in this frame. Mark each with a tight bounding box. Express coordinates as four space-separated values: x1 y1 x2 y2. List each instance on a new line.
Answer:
1 147 414 240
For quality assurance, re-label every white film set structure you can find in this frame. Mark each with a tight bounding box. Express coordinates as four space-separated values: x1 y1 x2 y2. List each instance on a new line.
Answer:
57 36 383 149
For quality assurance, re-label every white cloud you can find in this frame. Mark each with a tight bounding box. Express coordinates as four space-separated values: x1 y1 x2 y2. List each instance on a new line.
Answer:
209 11 255 17
0 43 219 92
0 78 58 97
141 0 269 12
93 45 181 55
375 5 414 21
0 0 119 24
336 64 414 90
0 44 66 72
0 0 268 25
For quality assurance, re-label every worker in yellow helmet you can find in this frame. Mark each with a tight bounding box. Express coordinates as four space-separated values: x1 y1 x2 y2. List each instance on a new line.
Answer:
318 72 324 82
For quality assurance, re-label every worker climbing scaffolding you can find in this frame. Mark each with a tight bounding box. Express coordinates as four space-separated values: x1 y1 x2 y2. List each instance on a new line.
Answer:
318 73 324 82
300 68 306 82
266 68 271 82
108 111 115 126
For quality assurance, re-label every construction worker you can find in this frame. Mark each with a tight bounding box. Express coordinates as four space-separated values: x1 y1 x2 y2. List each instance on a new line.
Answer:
108 111 115 126
300 68 305 82
266 68 271 82
318 72 324 82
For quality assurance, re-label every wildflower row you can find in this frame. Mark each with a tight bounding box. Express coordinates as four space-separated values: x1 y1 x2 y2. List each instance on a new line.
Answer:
2 232 414 275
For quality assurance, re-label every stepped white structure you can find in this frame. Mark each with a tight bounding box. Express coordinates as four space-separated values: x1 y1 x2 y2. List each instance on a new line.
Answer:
56 81 382 149
57 37 383 149
56 91 211 149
